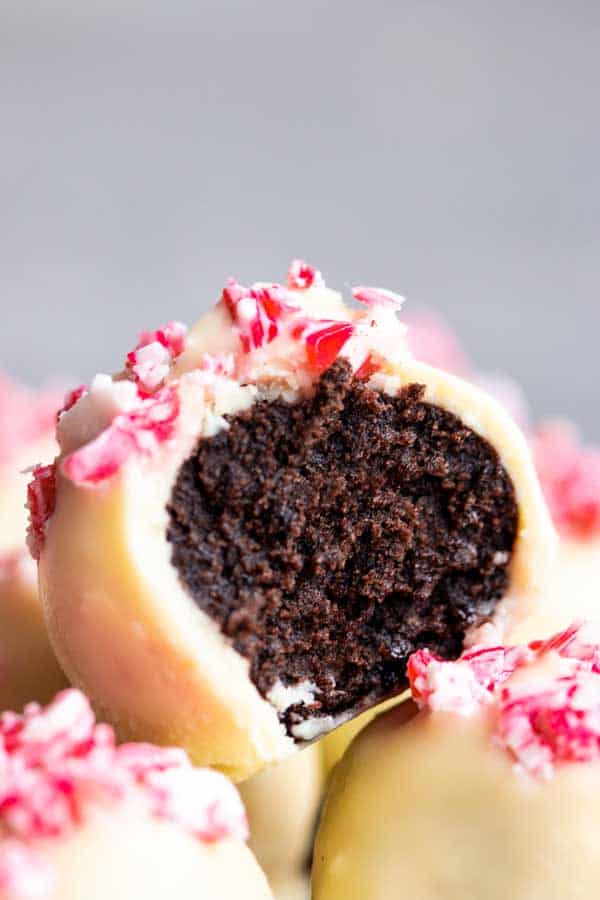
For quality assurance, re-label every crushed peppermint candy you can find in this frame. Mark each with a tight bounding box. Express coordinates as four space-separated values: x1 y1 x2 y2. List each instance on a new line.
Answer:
26 465 56 562
352 285 405 312
533 420 600 540
287 259 324 291
57 262 411 487
126 321 188 394
127 341 172 392
57 385 87 421
407 644 533 716
143 765 249 844
408 622 600 778
193 352 235 380
136 321 188 359
61 385 180 486
0 690 247 896
221 279 301 354
221 263 411 374
305 322 355 372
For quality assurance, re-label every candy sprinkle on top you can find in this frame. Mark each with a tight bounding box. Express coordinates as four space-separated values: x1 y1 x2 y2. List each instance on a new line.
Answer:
0 690 248 896
287 259 324 290
126 321 188 394
221 280 299 353
352 285 405 311
221 265 406 370
60 385 180 487
26 464 57 562
53 262 409 493
408 622 600 778
533 420 600 541
57 385 88 420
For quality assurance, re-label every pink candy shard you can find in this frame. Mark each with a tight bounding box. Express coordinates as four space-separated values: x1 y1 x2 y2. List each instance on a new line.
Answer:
57 385 87 420
287 259 324 290
407 623 600 777
529 620 600 670
352 285 405 312
145 767 248 844
0 689 248 848
533 420 600 540
127 342 172 393
222 279 300 353
135 321 188 359
126 321 188 394
194 352 235 379
305 322 355 372
61 385 180 486
498 675 600 778
354 353 381 381
407 644 531 716
26 464 56 561
222 268 363 373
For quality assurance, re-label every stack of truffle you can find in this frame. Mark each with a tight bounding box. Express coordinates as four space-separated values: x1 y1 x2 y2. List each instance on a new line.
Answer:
1 260 599 899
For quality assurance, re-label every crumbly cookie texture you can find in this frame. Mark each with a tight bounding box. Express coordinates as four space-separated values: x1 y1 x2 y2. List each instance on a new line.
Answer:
36 261 555 780
0 690 272 900
319 312 600 775
396 310 600 641
313 621 600 900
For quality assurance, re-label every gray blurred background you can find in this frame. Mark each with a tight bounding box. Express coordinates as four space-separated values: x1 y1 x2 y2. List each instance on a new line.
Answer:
1 1 599 437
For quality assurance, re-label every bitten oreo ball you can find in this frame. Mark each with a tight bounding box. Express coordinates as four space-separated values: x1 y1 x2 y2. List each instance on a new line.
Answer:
36 261 555 780
168 361 518 740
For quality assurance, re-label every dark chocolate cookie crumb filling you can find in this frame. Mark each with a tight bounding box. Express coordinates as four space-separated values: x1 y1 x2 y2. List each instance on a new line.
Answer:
167 360 518 738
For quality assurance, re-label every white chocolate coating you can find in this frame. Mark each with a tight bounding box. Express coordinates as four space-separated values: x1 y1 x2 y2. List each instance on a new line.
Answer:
270 874 310 900
320 696 404 779
314 695 600 900
511 538 600 644
0 801 272 900
0 554 67 711
240 745 323 888
39 270 556 781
